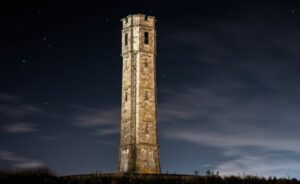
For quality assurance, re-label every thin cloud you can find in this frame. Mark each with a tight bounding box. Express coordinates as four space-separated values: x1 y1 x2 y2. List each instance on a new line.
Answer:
98 140 118 146
70 105 120 136
35 135 56 141
0 93 20 102
0 150 44 169
92 127 119 136
161 84 300 153
14 161 44 169
159 72 300 177
0 93 42 119
161 85 300 143
0 93 44 134
0 93 59 136
165 130 300 154
0 103 40 119
2 123 38 133
158 20 300 177
216 155 300 178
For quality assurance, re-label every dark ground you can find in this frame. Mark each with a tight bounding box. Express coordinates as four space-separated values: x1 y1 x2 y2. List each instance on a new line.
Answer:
0 169 300 184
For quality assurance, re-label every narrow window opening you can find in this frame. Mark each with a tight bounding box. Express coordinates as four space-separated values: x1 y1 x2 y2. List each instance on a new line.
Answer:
125 33 128 46
144 62 148 68
125 18 128 23
125 91 128 101
144 32 149 44
146 124 149 133
145 15 148 21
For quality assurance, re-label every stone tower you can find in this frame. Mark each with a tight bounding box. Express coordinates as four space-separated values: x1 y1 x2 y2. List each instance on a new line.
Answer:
118 14 160 174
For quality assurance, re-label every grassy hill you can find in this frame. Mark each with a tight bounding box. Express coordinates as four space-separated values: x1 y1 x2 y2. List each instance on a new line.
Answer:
0 169 299 184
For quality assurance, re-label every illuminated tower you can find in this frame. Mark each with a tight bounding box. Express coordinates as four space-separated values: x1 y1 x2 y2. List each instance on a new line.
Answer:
118 14 160 174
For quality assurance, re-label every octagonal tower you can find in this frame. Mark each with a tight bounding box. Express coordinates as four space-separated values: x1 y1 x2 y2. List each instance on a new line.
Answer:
118 14 160 174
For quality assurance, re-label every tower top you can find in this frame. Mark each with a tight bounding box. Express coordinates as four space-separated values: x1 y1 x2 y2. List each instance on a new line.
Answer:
121 14 156 29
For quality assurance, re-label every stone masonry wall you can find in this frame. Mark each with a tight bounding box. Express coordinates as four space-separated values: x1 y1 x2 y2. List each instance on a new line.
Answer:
119 14 160 174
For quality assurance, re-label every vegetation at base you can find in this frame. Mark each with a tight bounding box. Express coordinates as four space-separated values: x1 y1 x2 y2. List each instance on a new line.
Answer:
0 168 299 184
0 168 56 184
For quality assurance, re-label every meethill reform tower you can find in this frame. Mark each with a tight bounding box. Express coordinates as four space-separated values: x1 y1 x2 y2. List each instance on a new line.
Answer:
118 14 161 174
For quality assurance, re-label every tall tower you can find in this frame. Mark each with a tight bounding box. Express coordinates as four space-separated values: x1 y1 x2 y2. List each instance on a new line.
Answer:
119 14 160 174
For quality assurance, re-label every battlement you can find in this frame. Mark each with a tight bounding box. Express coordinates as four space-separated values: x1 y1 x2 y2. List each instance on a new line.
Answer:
121 14 156 29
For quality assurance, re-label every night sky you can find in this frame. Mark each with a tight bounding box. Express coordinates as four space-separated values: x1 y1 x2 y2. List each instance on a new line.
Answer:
1 0 300 178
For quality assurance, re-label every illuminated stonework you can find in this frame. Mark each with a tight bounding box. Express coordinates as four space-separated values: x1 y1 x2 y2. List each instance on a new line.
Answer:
118 14 160 174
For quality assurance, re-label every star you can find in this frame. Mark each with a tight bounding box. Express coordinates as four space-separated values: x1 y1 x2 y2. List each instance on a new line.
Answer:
20 59 27 68
290 10 296 15
102 18 110 23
